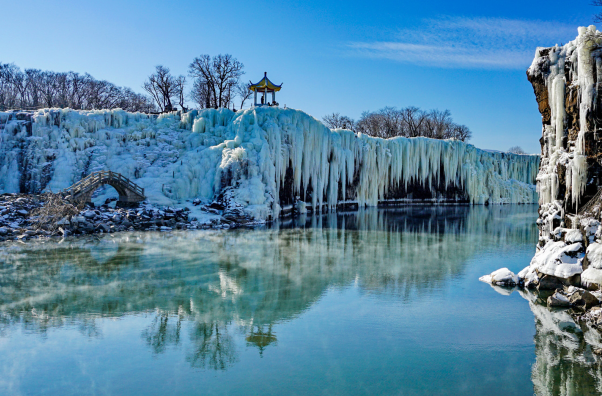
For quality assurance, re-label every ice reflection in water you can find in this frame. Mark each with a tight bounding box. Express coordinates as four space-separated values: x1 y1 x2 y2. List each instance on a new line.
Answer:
0 205 553 395
1 207 533 366
515 289 602 396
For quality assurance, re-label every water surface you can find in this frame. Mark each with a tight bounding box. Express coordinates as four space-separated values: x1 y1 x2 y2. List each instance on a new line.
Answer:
0 205 580 395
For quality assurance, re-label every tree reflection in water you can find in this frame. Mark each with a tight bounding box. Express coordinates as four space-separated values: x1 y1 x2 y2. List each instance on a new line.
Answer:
187 321 237 370
0 205 537 371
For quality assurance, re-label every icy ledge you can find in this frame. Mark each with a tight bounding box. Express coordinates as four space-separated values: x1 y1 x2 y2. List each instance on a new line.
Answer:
0 107 539 221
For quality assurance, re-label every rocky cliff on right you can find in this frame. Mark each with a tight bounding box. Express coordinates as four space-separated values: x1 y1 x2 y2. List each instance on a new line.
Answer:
520 25 602 290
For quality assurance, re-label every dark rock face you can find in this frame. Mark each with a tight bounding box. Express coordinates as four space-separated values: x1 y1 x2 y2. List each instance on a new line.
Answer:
527 67 551 126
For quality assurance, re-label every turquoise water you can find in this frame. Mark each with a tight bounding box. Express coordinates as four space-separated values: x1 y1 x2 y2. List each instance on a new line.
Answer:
0 205 574 395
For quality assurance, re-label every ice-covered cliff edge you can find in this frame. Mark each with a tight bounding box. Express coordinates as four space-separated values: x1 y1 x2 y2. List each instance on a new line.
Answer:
488 26 602 290
0 107 538 220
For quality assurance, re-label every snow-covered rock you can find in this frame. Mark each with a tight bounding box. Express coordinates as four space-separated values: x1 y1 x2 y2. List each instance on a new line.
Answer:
548 292 571 307
479 267 518 286
529 240 584 279
565 229 583 244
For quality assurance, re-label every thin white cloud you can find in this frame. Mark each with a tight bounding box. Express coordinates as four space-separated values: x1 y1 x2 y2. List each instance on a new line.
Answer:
348 16 578 69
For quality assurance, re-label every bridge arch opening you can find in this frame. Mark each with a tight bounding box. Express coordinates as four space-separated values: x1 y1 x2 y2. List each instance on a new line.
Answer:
65 171 146 208
90 184 122 207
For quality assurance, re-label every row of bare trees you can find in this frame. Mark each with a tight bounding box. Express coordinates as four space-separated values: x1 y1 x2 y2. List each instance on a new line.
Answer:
0 63 155 112
323 107 472 142
143 54 252 112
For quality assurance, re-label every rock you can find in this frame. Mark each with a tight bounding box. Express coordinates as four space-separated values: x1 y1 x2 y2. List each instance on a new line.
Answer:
208 202 225 210
568 289 600 309
0 227 7 235
56 216 70 226
204 207 220 215
71 215 85 223
565 229 583 244
83 211 96 219
537 274 564 291
490 268 518 286
17 209 28 216
548 292 571 307
97 223 110 233
593 348 602 356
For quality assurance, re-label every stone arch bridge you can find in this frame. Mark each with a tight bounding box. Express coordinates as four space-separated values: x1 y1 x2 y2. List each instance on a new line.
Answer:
63 171 145 206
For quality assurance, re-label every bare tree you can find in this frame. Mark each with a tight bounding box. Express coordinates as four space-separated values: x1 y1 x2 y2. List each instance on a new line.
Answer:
189 54 244 109
175 75 187 111
322 113 355 130
508 146 526 155
450 124 472 141
190 78 211 109
423 109 452 139
234 81 252 110
143 65 178 112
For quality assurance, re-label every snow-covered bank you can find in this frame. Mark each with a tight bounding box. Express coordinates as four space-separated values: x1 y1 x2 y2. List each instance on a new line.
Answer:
0 107 539 221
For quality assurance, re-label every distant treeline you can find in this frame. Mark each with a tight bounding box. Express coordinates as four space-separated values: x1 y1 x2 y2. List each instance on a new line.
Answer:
0 63 155 112
323 107 472 141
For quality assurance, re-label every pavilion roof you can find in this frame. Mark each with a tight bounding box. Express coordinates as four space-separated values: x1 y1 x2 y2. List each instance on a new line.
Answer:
249 72 282 92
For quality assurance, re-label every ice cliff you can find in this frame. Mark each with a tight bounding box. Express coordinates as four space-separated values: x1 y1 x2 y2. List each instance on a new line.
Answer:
0 106 538 221
499 26 602 289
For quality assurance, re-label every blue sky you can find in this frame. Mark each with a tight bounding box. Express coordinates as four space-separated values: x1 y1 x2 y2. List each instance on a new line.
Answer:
1 0 596 153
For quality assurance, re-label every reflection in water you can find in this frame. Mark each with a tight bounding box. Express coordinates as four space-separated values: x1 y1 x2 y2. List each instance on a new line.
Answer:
520 290 602 396
0 205 537 372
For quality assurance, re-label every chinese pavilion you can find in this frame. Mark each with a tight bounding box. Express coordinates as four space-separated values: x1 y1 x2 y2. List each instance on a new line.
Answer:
248 72 282 107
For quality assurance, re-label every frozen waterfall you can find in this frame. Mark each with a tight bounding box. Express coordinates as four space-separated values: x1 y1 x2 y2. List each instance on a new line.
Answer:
0 107 539 220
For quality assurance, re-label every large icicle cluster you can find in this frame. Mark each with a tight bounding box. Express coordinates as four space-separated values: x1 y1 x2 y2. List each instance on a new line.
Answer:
0 106 538 220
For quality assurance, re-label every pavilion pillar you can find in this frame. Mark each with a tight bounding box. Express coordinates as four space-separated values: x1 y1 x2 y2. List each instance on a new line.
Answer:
254 91 257 106
272 91 275 104
264 88 267 106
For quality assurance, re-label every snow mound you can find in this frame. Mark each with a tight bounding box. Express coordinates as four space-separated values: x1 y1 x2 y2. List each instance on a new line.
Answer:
479 267 519 286
530 241 584 278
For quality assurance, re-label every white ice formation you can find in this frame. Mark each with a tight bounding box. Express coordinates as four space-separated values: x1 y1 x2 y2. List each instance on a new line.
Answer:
529 25 601 207
0 107 539 220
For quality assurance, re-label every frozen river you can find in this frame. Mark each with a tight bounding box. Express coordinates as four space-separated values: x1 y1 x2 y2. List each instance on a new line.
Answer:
1 205 595 395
